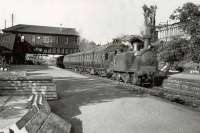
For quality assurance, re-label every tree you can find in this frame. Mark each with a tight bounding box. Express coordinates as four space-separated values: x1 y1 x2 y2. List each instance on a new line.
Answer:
79 38 98 52
157 38 189 65
170 2 200 37
190 37 200 63
113 34 142 43
170 2 200 63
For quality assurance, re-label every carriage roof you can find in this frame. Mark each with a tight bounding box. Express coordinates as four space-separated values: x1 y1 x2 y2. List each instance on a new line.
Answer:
66 35 142 57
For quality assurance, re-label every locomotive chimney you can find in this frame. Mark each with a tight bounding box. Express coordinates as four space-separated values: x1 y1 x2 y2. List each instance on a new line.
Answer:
4 20 6 29
142 4 157 48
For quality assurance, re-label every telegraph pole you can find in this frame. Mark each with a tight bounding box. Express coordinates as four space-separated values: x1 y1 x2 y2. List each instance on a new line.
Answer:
166 20 168 42
11 13 14 26
4 20 6 29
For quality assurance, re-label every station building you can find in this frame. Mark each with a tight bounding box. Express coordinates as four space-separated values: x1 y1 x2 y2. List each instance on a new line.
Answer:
0 24 79 64
156 21 190 41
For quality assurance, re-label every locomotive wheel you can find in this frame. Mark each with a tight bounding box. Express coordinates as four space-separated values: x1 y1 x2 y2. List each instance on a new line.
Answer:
136 77 142 86
132 75 138 85
117 73 121 81
106 72 113 79
114 72 123 82
90 68 95 75
132 75 142 86
111 73 117 80
121 73 130 83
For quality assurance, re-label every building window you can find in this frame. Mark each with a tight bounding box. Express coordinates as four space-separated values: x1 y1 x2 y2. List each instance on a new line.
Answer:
61 48 64 54
56 36 59 44
44 48 48 53
52 48 56 53
65 37 68 45
21 35 25 42
43 36 50 43
49 36 53 43
64 49 68 54
105 53 108 60
76 37 79 44
32 35 36 44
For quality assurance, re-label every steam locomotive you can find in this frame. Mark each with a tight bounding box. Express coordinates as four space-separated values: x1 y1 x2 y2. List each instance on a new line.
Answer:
58 36 158 86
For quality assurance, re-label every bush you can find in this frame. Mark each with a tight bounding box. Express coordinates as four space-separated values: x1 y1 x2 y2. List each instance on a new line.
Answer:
190 37 200 63
157 38 190 65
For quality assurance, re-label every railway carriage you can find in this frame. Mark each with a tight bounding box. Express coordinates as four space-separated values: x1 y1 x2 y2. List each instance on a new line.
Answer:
63 42 128 74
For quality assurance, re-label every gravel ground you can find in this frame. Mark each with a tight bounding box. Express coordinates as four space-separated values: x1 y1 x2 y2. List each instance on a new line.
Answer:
11 65 200 133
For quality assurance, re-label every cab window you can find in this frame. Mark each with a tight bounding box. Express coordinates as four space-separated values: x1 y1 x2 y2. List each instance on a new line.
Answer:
114 51 117 55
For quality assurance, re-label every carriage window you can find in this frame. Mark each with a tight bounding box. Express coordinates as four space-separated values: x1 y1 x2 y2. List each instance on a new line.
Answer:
32 35 35 44
105 53 108 60
65 37 68 45
114 51 117 55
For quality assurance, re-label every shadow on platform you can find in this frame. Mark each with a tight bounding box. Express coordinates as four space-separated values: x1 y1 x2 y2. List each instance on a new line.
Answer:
49 76 144 133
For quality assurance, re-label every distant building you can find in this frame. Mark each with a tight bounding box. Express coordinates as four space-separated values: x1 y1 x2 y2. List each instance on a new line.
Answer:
0 24 79 64
156 21 190 41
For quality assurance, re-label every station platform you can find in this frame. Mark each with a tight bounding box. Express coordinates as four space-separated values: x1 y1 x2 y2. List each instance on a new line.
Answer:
1 65 200 133
24 65 200 133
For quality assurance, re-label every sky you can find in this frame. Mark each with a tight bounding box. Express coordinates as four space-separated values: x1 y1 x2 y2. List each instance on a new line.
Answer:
0 0 200 44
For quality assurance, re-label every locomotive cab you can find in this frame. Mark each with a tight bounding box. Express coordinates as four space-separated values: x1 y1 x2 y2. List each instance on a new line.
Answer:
132 40 144 52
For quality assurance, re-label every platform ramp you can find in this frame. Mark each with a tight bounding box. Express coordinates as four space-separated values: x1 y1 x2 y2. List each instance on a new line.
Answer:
0 93 71 133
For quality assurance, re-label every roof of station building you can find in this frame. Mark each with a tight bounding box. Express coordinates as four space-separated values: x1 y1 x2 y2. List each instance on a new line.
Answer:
0 33 16 51
3 24 79 36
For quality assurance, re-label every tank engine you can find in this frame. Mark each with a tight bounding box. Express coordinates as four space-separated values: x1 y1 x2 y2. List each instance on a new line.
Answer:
112 38 157 86
61 37 158 86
